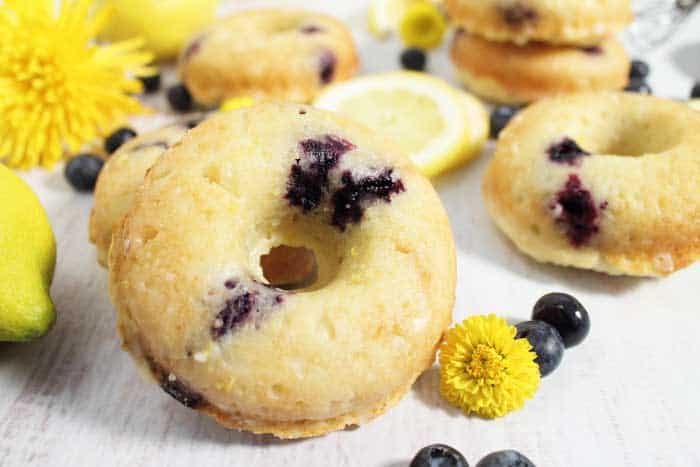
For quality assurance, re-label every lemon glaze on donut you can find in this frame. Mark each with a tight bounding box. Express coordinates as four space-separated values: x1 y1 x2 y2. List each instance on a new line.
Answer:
108 102 456 438
483 93 700 277
178 9 359 105
446 0 632 45
450 30 629 104
89 122 195 266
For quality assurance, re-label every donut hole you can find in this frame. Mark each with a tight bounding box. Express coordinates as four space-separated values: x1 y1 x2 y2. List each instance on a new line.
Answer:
260 245 318 290
594 113 686 157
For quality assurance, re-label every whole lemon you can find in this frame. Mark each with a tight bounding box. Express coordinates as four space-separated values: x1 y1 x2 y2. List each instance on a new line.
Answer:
0 165 56 342
98 0 219 61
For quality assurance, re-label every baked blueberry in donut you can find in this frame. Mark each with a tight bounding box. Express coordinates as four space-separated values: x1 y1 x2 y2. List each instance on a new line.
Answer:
319 50 337 84
286 135 355 211
547 138 590 165
211 279 285 339
331 169 405 231
500 2 538 27
550 174 605 247
147 358 205 409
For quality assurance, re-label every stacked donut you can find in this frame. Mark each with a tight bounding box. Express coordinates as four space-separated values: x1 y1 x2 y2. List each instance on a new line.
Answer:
446 0 634 104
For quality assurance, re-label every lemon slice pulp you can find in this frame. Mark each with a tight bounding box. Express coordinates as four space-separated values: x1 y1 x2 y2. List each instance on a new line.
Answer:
314 72 489 178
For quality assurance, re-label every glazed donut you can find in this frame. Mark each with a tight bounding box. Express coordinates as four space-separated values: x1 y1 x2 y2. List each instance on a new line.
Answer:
450 30 629 104
89 121 198 266
483 92 700 277
108 102 456 438
178 9 359 106
446 0 632 45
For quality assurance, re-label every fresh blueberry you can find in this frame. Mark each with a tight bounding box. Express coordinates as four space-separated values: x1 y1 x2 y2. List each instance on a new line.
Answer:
167 84 193 112
410 444 470 467
628 60 650 80
624 79 652 95
691 82 700 99
401 48 427 71
490 106 519 139
475 450 535 467
532 292 590 348
104 127 137 154
515 321 564 377
138 73 161 94
64 154 104 192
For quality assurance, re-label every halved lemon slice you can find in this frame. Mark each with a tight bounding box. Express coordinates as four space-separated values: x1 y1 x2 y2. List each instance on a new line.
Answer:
314 72 489 178
367 0 422 39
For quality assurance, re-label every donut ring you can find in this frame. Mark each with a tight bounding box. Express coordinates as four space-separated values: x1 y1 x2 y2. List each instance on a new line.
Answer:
483 93 700 277
89 122 197 266
108 102 456 438
178 9 359 105
446 0 632 45
450 30 629 104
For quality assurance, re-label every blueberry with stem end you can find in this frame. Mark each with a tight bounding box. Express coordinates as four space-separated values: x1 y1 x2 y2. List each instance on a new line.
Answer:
401 48 427 71
167 84 194 112
410 444 470 467
64 154 104 192
104 127 137 154
475 450 536 467
515 320 564 377
532 292 590 348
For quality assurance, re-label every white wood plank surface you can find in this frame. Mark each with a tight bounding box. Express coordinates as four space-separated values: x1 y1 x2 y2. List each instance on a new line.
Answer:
2 2 700 466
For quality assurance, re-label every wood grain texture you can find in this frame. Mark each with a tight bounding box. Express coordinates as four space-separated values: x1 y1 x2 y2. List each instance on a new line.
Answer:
2 2 700 466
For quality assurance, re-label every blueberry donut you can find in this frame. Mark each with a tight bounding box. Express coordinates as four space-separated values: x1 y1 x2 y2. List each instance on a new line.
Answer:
483 93 700 277
108 102 456 438
89 121 200 266
450 30 629 104
446 0 632 45
178 9 359 106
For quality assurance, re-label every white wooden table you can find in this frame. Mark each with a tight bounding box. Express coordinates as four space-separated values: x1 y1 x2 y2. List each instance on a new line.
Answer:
3 2 700 466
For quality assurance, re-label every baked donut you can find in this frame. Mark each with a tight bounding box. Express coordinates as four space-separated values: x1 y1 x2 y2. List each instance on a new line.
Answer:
178 9 359 106
483 92 700 277
89 121 199 266
108 102 456 438
450 30 629 104
446 0 632 45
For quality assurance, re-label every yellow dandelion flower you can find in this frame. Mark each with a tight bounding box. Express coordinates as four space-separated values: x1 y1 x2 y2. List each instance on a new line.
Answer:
439 314 540 419
0 0 153 169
